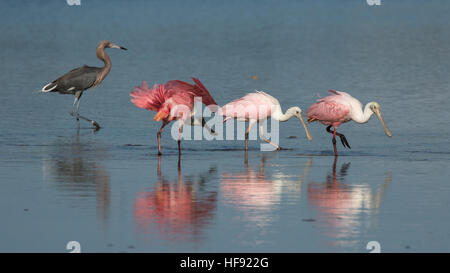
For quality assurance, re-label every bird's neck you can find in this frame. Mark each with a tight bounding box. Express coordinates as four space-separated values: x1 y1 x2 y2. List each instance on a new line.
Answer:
352 103 374 124
94 46 112 87
272 106 294 122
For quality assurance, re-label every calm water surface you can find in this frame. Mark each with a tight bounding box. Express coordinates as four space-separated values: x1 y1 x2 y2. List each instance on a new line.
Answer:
0 0 450 252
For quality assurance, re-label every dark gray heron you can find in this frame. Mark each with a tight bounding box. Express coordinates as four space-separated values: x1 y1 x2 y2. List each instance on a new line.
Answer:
40 40 127 129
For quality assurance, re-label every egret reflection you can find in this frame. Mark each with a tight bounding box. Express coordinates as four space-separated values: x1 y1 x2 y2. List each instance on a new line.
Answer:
307 156 392 248
42 129 110 224
134 156 218 243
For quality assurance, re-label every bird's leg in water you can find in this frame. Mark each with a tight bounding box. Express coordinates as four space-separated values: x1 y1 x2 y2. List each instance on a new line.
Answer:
177 122 183 155
157 121 168 155
332 128 338 155
70 92 101 130
245 120 256 151
326 125 339 156
259 123 281 150
70 96 80 121
326 125 350 150
190 116 216 136
201 117 216 136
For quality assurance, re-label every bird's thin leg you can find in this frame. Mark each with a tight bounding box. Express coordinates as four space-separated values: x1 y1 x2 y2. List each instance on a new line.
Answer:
245 120 256 151
201 117 216 136
326 125 350 150
157 121 168 155
71 93 101 130
178 122 183 155
326 125 338 156
333 128 338 156
259 123 281 150
70 97 80 121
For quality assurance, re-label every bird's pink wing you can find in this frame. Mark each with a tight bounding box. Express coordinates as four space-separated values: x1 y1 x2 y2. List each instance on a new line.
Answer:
191 78 218 111
307 92 351 124
221 92 273 120
130 81 167 112
164 79 217 111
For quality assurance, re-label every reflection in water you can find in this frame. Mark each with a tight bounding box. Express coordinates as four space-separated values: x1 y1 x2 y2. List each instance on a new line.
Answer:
221 152 312 228
42 129 110 225
307 156 391 249
134 156 218 243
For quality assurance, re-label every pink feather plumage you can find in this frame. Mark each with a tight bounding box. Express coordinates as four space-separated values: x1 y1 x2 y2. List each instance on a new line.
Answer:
130 78 218 121
306 90 351 126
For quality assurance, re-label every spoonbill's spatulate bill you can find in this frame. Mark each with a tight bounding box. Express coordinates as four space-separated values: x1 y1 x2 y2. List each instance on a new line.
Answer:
306 90 392 156
220 91 313 151
130 78 218 155
40 40 127 130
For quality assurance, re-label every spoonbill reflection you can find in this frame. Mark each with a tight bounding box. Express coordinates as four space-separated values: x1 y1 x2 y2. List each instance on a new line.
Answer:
134 156 217 243
307 156 392 248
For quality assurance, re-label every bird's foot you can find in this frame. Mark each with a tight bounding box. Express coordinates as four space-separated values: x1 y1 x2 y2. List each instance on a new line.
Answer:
276 146 282 151
91 120 101 130
339 135 351 149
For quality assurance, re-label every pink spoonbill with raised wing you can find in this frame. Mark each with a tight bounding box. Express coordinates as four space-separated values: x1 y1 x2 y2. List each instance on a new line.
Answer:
130 78 217 155
220 91 313 151
306 90 392 156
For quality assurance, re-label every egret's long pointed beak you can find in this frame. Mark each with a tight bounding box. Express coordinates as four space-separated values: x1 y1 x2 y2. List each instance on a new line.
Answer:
298 115 313 141
374 108 392 137
110 43 127 50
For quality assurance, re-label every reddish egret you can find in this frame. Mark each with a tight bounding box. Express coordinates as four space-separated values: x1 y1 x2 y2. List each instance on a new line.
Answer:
130 78 217 155
306 90 392 155
40 40 127 129
220 91 313 151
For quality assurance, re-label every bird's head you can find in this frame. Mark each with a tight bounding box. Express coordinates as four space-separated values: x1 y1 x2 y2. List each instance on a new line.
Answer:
288 106 313 141
368 102 392 137
100 40 128 50
288 106 303 118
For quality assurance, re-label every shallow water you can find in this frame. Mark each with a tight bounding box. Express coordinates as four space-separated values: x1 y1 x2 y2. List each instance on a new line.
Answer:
1 0 450 252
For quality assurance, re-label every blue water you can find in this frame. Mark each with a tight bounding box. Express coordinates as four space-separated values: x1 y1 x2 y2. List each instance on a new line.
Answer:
0 0 450 252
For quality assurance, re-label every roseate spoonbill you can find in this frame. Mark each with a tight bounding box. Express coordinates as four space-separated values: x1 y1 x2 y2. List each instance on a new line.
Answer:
220 91 313 150
130 78 217 155
40 40 127 130
306 90 392 155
